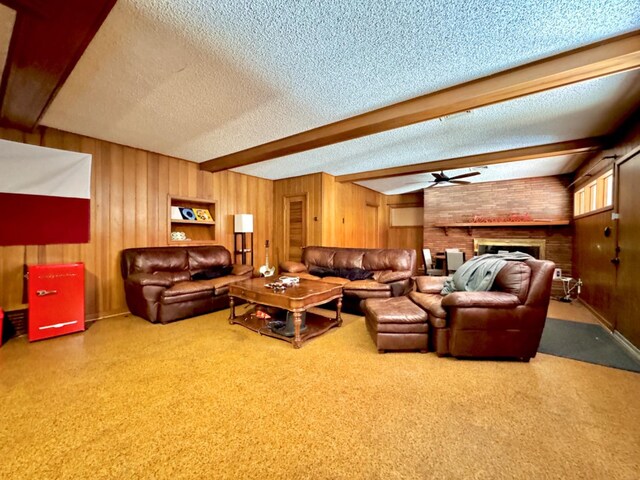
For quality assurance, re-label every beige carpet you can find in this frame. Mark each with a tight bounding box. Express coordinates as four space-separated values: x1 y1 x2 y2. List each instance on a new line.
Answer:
1 307 639 479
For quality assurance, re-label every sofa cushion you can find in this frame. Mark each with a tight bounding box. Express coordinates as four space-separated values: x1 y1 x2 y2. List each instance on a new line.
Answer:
188 246 232 272
415 276 449 294
309 266 335 277
362 249 414 272
408 291 447 324
376 270 411 284
442 291 521 309
232 264 254 277
129 248 189 275
493 262 531 302
343 280 391 292
163 281 213 297
191 265 233 280
280 261 307 273
127 271 189 287
304 248 336 269
333 250 364 269
320 276 350 286
310 266 374 281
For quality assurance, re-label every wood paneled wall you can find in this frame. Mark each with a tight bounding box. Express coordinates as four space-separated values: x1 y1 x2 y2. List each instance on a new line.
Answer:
272 173 391 268
331 179 387 248
0 127 273 320
272 173 324 268
386 193 424 270
573 115 640 327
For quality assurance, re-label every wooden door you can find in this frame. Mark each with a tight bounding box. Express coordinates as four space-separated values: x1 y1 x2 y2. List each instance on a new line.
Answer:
364 204 379 248
284 195 307 262
615 151 640 348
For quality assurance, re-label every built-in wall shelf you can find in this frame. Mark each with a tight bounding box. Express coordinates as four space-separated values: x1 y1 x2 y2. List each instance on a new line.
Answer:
434 220 570 235
167 195 217 244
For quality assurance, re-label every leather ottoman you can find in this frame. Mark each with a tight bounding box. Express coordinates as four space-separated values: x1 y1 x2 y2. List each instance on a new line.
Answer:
362 297 429 353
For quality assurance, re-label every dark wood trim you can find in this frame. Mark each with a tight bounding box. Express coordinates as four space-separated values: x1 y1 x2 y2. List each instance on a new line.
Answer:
0 0 117 130
200 31 640 173
573 205 614 221
578 299 614 331
337 138 603 183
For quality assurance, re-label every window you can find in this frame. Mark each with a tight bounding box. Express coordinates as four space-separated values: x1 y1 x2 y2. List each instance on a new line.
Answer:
589 181 597 211
574 168 613 217
603 171 614 207
574 189 585 216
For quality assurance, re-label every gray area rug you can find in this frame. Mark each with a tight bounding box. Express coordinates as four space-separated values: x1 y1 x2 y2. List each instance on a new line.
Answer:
539 318 640 373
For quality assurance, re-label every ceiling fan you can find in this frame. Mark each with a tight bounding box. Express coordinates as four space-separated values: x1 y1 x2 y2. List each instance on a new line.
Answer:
425 170 481 188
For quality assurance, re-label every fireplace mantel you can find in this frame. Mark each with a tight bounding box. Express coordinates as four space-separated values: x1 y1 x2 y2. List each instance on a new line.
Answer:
433 220 570 235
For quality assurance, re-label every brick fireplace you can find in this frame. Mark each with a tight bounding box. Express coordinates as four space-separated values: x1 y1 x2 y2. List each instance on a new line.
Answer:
423 175 573 295
474 238 546 258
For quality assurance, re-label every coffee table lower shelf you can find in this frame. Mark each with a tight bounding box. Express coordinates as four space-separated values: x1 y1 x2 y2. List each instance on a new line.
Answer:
230 308 340 347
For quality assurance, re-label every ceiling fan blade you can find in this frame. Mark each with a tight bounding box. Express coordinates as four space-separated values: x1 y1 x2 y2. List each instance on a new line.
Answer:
449 180 471 184
449 171 481 180
432 172 445 181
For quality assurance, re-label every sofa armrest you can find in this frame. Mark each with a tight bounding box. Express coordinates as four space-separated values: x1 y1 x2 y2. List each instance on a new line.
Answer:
414 276 449 293
280 261 307 273
442 291 521 309
232 264 254 277
376 270 412 284
126 272 174 288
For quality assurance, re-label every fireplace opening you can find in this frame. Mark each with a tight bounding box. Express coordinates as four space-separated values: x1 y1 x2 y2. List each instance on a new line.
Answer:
473 238 546 259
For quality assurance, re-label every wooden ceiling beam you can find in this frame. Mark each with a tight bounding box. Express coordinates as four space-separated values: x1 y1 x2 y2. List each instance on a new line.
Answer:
335 137 605 183
0 0 117 130
200 30 640 173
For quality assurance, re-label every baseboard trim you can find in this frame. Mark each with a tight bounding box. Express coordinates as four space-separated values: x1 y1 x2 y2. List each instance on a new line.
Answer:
613 331 640 361
577 298 614 330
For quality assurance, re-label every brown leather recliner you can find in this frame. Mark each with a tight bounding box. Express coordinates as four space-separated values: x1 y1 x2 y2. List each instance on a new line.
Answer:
121 246 253 324
280 246 416 311
409 258 555 360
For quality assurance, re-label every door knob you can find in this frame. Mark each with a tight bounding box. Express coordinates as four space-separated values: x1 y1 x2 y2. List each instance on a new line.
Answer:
611 257 620 265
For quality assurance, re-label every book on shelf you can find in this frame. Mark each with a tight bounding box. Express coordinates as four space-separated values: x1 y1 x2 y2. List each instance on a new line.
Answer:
194 208 213 222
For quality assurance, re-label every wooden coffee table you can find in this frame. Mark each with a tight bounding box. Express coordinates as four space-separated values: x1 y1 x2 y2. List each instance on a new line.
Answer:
228 277 343 348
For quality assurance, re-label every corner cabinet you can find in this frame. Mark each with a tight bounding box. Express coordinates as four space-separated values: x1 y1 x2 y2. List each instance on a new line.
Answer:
167 195 217 245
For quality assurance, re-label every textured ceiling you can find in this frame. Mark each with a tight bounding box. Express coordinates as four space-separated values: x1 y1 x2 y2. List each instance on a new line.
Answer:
35 0 640 191
0 5 15 85
360 155 584 195
235 70 640 181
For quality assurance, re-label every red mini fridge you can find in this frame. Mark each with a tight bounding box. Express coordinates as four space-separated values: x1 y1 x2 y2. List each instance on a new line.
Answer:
28 263 85 341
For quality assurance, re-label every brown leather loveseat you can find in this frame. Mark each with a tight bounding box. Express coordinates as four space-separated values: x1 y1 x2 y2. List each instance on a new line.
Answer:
409 258 555 360
280 246 416 311
121 246 253 324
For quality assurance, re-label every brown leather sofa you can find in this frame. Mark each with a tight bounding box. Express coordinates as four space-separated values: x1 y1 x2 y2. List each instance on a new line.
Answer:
121 246 253 324
280 246 416 311
409 258 555 360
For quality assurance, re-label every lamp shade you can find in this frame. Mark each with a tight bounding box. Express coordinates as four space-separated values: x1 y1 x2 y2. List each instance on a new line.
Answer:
234 214 253 233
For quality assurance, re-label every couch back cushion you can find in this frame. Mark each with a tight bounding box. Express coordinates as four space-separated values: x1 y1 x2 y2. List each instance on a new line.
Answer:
363 249 415 272
302 246 415 273
333 250 364 269
493 261 531 303
303 247 336 269
121 247 189 278
188 246 232 274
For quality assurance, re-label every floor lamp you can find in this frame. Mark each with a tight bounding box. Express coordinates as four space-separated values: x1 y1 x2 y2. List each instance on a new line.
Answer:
234 214 254 265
